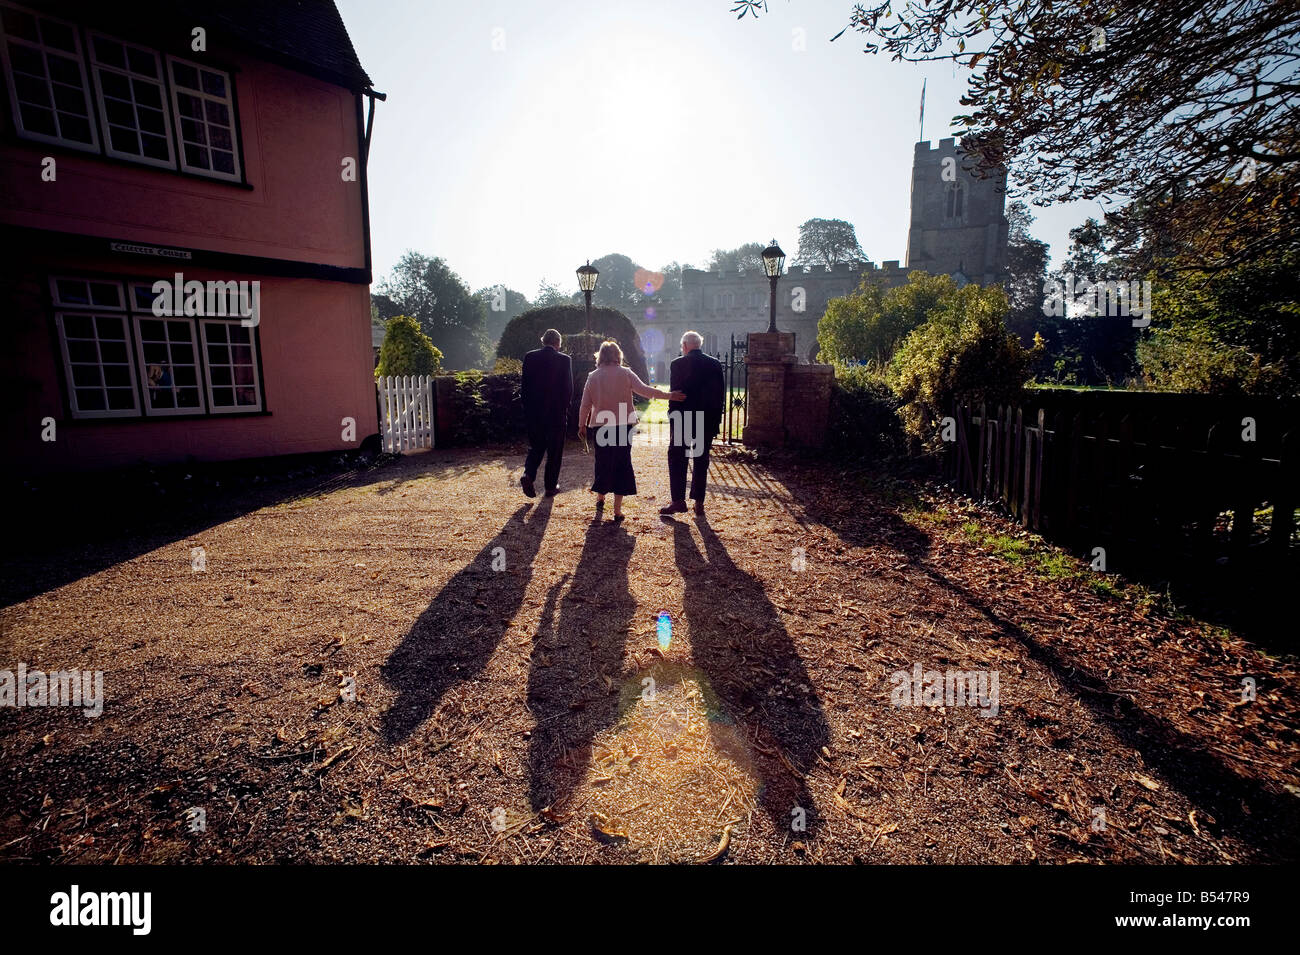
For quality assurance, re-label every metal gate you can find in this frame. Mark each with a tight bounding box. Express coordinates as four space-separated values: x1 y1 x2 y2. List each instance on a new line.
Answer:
713 334 747 444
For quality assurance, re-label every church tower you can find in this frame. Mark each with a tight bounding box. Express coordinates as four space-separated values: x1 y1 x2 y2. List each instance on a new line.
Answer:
904 138 1009 286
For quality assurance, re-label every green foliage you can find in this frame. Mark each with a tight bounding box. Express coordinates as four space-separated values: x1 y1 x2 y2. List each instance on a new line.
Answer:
707 242 766 273
533 279 570 308
495 303 649 383
795 217 869 268
448 370 490 442
475 286 531 354
492 356 523 375
1003 201 1050 353
379 251 489 370
890 284 1037 448
375 315 442 378
827 365 907 460
1037 220 1142 387
1138 252 1300 397
441 370 522 445
816 271 957 369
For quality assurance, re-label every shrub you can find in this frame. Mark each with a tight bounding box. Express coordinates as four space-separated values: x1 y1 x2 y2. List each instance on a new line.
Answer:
441 371 523 445
827 365 907 460
492 357 523 376
496 304 649 383
817 271 958 368
447 370 490 443
890 284 1037 449
376 314 442 378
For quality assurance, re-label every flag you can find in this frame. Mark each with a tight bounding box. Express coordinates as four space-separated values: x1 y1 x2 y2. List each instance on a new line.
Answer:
918 78 926 141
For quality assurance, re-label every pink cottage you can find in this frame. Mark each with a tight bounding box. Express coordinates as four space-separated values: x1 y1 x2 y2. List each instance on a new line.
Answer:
0 0 382 476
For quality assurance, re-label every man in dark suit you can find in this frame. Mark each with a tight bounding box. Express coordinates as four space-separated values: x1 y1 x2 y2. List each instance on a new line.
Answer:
660 331 725 517
520 328 572 497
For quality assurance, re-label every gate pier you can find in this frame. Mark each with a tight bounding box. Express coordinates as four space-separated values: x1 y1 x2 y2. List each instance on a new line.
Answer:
742 332 833 449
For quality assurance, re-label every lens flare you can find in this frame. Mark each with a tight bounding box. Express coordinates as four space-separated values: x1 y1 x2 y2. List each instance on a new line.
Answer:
634 268 665 296
656 611 672 650
644 307 656 320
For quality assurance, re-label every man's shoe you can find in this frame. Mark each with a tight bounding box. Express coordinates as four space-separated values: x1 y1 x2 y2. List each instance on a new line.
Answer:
544 486 559 497
693 500 705 516
521 475 537 498
659 501 687 516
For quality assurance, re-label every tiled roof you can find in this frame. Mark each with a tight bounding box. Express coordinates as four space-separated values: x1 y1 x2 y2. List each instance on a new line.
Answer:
173 0 373 91
50 0 373 91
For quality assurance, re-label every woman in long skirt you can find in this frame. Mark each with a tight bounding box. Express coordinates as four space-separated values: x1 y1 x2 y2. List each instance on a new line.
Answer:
577 340 683 522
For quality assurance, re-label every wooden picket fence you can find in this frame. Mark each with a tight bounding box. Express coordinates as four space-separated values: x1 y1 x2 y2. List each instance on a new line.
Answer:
376 375 434 453
943 391 1298 566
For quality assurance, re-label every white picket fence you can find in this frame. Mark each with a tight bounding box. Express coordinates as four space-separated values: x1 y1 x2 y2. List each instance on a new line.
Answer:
377 375 434 453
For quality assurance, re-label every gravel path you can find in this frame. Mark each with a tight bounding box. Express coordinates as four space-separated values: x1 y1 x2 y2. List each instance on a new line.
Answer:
1 438 1296 864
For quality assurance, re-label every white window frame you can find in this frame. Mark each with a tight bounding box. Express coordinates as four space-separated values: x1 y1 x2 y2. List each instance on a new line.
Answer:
165 54 240 182
0 2 99 152
132 313 206 416
49 274 125 310
87 31 176 169
198 318 262 413
54 310 141 419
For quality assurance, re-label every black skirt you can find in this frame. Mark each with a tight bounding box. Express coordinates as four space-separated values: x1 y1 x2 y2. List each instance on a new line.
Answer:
590 424 637 495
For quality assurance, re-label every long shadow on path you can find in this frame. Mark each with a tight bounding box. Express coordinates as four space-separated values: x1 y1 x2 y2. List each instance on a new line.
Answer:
527 519 636 810
381 500 552 745
672 519 831 834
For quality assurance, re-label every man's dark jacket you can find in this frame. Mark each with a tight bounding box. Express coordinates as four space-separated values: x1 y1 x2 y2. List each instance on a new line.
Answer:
520 345 573 436
668 348 725 439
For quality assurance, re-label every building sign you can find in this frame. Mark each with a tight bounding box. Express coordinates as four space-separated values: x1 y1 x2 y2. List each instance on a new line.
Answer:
109 241 192 260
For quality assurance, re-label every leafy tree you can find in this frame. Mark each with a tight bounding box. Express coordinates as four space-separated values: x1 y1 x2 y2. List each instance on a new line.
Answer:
736 1 1299 273
375 314 442 378
890 283 1038 447
1004 202 1049 335
817 280 887 368
793 0 1298 272
1042 219 1142 386
707 242 766 273
794 218 868 268
371 292 402 322
1138 251 1300 396
585 253 646 311
657 261 692 296
817 271 957 369
378 251 489 370
475 285 531 352
533 279 570 308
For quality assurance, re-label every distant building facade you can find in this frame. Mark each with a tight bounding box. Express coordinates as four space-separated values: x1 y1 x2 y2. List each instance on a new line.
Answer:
631 137 1008 373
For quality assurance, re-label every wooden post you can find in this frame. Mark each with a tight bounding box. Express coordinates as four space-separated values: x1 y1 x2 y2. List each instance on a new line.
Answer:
1270 430 1295 554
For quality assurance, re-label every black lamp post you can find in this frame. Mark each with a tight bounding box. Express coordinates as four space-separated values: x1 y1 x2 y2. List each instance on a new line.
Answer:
761 239 785 333
577 261 599 334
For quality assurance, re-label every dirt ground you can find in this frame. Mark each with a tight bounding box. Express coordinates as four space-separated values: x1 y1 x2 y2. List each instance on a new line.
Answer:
1 437 1297 864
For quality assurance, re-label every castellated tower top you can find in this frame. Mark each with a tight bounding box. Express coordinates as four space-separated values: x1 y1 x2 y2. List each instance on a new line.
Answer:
905 138 1009 286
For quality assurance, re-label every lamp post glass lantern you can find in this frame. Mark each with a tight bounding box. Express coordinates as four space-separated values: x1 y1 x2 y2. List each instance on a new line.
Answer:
761 239 785 334
577 260 599 334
